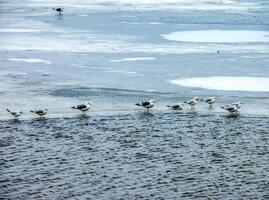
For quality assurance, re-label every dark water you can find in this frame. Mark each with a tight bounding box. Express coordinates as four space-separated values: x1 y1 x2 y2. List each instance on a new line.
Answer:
1 113 268 199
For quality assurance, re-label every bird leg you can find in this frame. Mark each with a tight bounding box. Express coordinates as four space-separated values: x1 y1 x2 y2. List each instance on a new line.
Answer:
145 108 150 115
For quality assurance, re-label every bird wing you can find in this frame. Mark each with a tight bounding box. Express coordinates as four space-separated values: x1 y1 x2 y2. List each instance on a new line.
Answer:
225 106 236 111
141 102 150 106
36 110 45 114
204 98 211 102
77 104 87 109
172 105 180 109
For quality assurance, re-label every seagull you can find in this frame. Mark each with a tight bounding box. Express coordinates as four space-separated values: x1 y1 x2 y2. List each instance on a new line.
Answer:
221 105 239 113
204 97 216 104
203 97 216 108
6 109 23 118
135 100 155 114
30 109 48 117
231 102 242 108
52 7 64 15
71 103 91 113
167 103 184 110
184 97 199 109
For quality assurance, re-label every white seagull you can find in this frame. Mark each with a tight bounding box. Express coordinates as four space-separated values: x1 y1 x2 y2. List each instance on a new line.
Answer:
71 103 91 113
184 97 199 109
167 103 184 110
30 109 48 117
221 104 240 114
231 102 242 108
52 7 64 15
221 101 242 115
7 109 23 118
135 100 155 113
203 97 216 108
204 97 216 104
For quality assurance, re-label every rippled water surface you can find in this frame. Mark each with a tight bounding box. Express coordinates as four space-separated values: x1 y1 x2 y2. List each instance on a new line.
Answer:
1 113 268 199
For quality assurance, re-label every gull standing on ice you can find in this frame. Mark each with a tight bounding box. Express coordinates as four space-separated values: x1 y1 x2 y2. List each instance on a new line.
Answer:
71 103 91 113
167 103 184 110
221 102 242 115
203 97 216 108
135 100 155 114
231 102 242 108
52 7 64 15
6 109 23 118
184 97 199 109
30 109 48 117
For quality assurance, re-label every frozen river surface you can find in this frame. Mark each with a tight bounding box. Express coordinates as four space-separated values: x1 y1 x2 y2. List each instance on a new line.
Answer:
0 0 269 199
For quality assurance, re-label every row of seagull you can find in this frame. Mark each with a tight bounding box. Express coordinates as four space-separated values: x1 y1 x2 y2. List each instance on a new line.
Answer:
6 103 91 119
136 97 242 114
6 97 242 119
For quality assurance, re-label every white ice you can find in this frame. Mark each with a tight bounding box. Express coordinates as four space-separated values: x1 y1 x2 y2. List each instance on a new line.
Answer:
8 58 51 64
110 57 156 62
169 76 269 92
162 30 269 43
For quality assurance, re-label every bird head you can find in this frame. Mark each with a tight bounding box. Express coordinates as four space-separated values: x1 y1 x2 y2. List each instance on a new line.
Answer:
149 100 155 103
193 97 199 101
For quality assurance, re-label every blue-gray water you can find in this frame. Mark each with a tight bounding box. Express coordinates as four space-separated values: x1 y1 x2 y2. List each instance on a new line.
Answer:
1 0 269 199
1 114 269 199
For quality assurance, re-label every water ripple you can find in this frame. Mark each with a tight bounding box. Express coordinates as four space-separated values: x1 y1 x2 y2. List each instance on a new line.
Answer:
0 113 268 199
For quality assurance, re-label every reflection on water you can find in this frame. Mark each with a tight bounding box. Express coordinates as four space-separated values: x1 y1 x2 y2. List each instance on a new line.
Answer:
1 113 268 199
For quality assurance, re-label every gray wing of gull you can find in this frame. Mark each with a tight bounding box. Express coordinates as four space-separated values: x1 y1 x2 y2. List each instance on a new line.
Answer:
77 104 87 109
141 102 150 106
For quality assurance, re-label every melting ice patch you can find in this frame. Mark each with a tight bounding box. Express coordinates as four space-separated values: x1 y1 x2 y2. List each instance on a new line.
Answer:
110 57 156 62
169 76 269 92
162 30 269 43
0 28 44 33
8 58 51 64
106 69 138 75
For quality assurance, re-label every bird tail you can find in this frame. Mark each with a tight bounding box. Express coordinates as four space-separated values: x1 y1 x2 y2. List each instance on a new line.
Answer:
166 105 171 107
135 103 141 106
30 110 34 113
6 109 11 113
71 106 76 109
220 106 225 109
